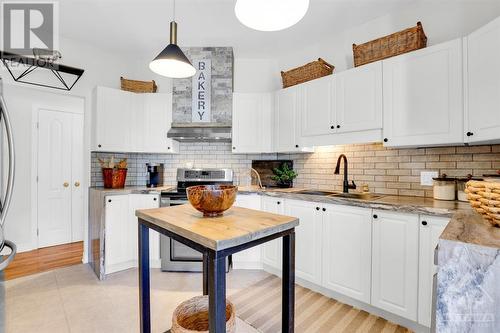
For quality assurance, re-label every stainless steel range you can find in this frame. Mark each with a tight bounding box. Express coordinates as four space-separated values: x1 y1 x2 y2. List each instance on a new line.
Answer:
160 168 233 272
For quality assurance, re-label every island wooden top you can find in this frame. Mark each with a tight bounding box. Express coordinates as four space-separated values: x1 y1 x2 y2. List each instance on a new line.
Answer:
135 204 299 251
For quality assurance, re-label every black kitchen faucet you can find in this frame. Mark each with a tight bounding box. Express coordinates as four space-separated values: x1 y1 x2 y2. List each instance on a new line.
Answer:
334 154 357 193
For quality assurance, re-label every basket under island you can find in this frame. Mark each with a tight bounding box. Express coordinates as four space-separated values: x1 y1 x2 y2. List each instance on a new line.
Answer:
135 204 299 333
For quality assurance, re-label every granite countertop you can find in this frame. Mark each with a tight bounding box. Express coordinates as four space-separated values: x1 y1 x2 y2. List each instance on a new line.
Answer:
136 205 298 251
440 210 500 249
238 186 470 217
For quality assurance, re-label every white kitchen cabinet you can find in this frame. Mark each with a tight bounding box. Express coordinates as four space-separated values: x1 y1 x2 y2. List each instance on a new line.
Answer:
274 87 312 153
232 93 274 153
104 193 160 275
465 16 500 144
260 196 284 270
418 215 449 327
382 39 464 147
232 194 262 269
92 87 178 153
284 199 322 285
335 62 383 134
104 195 131 274
322 204 372 303
371 210 419 320
300 76 335 138
93 87 133 152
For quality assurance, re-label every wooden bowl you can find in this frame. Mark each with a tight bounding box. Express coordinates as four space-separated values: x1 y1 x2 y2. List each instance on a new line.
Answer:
186 185 238 217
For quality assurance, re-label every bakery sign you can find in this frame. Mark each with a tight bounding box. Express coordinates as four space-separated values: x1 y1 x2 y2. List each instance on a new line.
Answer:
192 59 211 122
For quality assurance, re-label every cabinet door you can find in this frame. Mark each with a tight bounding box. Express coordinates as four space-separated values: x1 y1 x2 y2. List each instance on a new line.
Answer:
232 93 273 153
418 215 449 327
232 194 262 268
371 210 419 320
94 87 133 152
129 194 161 264
466 17 500 143
322 204 372 303
260 196 284 270
336 62 382 133
275 87 300 152
104 195 131 273
284 199 322 284
142 93 178 153
300 76 335 137
383 39 463 147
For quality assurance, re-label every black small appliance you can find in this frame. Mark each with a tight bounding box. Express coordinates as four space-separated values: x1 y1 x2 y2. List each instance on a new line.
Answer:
146 163 164 188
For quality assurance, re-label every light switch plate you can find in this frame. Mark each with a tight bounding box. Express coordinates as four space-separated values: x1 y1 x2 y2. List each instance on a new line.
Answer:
421 171 438 186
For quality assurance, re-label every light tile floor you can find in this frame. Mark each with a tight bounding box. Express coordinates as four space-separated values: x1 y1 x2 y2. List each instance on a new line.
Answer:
0 264 269 333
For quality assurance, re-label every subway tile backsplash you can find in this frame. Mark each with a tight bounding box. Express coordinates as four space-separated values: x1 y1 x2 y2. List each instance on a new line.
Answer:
91 142 500 198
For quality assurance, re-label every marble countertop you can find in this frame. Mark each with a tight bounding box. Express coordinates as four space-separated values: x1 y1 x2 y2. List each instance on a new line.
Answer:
440 210 500 249
238 186 470 217
89 185 175 195
136 205 298 251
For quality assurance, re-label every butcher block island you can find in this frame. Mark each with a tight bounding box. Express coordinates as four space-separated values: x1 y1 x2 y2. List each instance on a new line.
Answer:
135 204 299 333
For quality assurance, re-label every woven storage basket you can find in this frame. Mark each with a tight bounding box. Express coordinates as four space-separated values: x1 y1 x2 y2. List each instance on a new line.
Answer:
120 76 157 93
171 296 235 333
465 180 500 227
353 22 427 67
281 58 334 88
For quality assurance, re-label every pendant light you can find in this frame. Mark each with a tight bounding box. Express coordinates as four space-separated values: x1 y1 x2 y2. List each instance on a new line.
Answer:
235 0 309 32
149 0 196 78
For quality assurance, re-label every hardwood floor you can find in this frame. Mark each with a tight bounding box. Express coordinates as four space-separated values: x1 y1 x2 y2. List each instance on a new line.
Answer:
4 241 83 280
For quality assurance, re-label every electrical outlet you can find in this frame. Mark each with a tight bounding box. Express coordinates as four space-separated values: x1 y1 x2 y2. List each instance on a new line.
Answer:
421 171 438 186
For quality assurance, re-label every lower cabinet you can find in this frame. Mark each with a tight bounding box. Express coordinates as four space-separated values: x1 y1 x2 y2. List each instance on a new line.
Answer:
284 199 322 285
322 204 372 303
418 215 449 327
260 196 284 270
371 210 419 321
104 193 160 274
232 194 263 269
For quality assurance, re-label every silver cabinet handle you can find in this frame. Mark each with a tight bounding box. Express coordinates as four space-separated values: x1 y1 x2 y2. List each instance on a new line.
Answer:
0 240 17 271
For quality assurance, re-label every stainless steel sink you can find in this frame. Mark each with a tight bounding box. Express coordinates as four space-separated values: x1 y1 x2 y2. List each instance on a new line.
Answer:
295 190 338 196
330 192 384 200
295 190 384 201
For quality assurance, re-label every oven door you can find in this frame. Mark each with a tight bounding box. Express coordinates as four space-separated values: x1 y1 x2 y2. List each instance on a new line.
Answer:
160 196 204 272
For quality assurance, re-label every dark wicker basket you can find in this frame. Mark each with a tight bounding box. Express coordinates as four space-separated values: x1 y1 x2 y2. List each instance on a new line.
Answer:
353 22 427 67
120 76 157 93
281 58 334 88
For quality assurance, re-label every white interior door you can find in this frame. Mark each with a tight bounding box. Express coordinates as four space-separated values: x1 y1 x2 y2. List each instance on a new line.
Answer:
71 113 84 242
37 109 73 248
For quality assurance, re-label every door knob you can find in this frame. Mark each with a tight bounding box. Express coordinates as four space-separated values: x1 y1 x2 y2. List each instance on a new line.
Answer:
63 182 69 188
74 181 80 187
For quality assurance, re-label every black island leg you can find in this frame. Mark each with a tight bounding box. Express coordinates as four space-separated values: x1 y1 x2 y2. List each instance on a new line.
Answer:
203 252 209 295
282 231 296 333
138 222 151 333
208 251 227 333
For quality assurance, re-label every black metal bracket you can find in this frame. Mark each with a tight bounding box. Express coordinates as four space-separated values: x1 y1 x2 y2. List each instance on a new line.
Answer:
0 51 84 91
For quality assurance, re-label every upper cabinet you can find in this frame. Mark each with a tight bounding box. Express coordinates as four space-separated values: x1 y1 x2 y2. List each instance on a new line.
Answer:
274 86 311 153
382 39 464 147
465 16 500 144
335 62 383 134
299 62 383 147
232 92 274 153
92 87 178 153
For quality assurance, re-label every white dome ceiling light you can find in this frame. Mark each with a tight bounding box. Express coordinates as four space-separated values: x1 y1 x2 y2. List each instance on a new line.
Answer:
235 0 309 32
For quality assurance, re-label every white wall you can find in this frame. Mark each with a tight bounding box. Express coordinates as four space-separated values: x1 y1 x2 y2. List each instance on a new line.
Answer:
272 0 500 87
0 36 139 260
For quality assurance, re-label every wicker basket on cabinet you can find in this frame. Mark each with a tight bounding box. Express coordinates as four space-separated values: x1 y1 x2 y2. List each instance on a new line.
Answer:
353 22 427 67
280 58 334 88
465 180 500 227
120 76 157 93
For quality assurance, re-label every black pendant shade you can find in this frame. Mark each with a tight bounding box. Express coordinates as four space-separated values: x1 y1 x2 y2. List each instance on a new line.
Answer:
149 21 196 78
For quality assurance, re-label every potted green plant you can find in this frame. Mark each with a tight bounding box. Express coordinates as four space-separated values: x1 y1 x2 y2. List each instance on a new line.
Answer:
271 163 297 188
